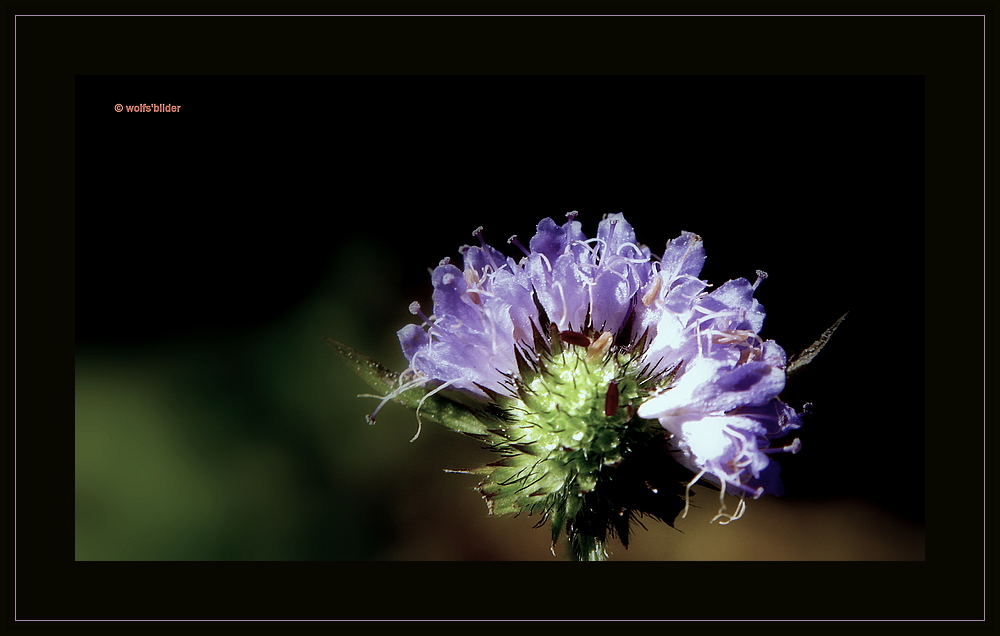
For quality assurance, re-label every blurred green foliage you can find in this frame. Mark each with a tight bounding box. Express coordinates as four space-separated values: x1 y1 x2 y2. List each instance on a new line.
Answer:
75 240 437 560
75 241 924 561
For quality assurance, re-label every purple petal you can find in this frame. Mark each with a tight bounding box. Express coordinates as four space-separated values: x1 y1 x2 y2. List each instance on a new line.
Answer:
596 213 638 261
589 256 640 334
431 263 481 328
460 243 508 277
489 267 539 343
528 215 586 262
731 398 803 439
527 250 590 331
397 323 429 361
700 278 766 333
660 231 706 280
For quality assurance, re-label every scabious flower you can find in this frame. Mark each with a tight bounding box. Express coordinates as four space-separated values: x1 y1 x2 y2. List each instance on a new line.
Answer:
349 212 805 560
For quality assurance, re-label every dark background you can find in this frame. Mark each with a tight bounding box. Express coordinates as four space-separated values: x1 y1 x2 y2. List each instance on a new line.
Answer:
74 74 925 564
1 6 983 623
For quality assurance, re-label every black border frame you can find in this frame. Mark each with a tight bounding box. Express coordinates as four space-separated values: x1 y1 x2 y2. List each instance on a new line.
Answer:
7 3 992 627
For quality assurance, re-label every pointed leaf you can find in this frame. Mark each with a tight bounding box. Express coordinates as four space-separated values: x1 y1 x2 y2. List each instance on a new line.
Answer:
787 313 848 379
325 338 493 436
324 338 399 395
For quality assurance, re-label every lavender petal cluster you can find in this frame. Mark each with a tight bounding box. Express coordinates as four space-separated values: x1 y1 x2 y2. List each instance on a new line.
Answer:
395 212 802 520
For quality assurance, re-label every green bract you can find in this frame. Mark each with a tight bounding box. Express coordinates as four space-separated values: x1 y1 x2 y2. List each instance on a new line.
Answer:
466 329 677 561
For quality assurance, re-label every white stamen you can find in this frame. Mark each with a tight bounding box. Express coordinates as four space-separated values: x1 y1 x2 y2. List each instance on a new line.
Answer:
362 374 429 425
713 497 747 525
752 269 768 291
708 482 731 523
764 438 802 454
615 242 646 261
412 379 458 442
507 235 531 257
554 282 569 328
573 238 605 260
537 251 553 273
681 469 707 518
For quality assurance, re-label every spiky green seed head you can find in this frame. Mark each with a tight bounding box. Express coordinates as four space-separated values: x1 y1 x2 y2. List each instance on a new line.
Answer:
469 331 684 560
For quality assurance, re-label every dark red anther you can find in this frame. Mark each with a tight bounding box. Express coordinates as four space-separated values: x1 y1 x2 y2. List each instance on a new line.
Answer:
605 380 619 417
559 330 591 347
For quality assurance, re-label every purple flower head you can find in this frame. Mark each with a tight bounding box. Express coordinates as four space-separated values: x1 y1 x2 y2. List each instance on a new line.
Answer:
391 212 803 529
